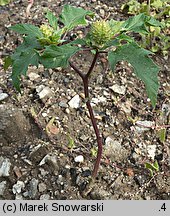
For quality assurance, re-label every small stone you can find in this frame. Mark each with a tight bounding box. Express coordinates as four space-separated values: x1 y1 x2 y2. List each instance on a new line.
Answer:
38 182 47 192
68 95 80 109
74 155 84 163
28 72 40 81
36 85 45 93
28 178 38 198
104 136 128 162
81 169 91 177
40 194 50 200
162 103 170 117
13 166 22 178
79 134 89 141
15 193 23 200
135 120 154 133
42 112 48 117
12 181 25 194
0 181 6 196
105 136 121 151
99 8 105 17
147 145 156 160
65 108 70 114
59 101 68 108
38 86 53 99
110 84 126 95
39 154 59 174
0 157 11 177
0 93 8 101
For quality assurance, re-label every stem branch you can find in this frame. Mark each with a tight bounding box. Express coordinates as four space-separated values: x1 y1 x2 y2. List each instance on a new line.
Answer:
69 50 103 179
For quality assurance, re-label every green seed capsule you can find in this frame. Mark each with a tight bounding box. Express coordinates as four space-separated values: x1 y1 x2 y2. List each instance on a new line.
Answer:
40 24 53 38
90 20 112 48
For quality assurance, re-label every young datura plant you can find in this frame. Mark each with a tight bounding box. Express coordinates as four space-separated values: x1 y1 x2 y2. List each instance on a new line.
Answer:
5 5 160 179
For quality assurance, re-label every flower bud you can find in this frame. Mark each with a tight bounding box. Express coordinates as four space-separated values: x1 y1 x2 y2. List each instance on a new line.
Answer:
90 20 112 48
40 24 53 38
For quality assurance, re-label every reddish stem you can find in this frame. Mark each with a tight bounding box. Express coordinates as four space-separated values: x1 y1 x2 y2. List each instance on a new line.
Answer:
69 51 103 179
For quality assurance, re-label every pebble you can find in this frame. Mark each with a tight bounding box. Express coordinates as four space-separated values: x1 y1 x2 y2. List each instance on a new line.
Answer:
0 93 8 101
68 94 80 109
0 157 11 177
39 154 59 174
79 134 89 141
135 120 154 133
74 155 84 163
0 181 6 196
147 145 157 160
99 8 105 17
37 86 53 99
59 101 68 108
28 72 40 81
105 136 121 151
162 103 170 117
110 84 126 95
104 136 128 162
40 194 50 200
38 182 47 193
15 193 23 200
12 181 25 194
28 178 39 198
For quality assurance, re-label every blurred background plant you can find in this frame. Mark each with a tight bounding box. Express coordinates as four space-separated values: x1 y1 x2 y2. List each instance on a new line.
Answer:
0 0 11 6
121 0 170 56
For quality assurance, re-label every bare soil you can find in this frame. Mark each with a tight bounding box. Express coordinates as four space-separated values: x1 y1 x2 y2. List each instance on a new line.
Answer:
0 0 170 200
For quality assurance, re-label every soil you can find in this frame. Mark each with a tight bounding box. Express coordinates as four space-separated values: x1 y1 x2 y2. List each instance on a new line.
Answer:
0 0 170 200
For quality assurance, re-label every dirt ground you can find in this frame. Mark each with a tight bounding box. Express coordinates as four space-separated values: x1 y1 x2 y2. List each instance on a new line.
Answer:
0 0 170 200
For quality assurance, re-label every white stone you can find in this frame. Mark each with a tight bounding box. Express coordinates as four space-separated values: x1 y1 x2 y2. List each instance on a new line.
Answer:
0 157 11 177
0 181 6 196
68 94 80 109
0 93 8 101
147 145 157 160
38 86 53 99
74 155 84 163
105 136 121 151
40 194 50 200
38 183 47 192
12 181 25 194
28 72 40 81
110 84 126 95
135 120 154 133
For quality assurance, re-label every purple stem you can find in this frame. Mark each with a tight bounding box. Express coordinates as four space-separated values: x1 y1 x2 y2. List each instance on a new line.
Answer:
69 51 103 179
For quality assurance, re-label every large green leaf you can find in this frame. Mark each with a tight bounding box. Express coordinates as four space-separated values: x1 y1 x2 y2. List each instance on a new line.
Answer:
11 35 41 59
40 44 81 68
45 10 58 30
108 43 160 107
9 24 43 38
11 49 39 91
59 5 94 30
122 13 149 34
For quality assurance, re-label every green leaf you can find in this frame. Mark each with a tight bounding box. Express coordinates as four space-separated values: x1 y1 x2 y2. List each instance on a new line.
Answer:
40 44 81 68
67 135 76 150
45 10 58 30
59 5 94 30
0 0 10 6
70 38 87 46
158 128 166 143
145 161 159 177
108 42 159 107
146 17 164 28
122 13 149 34
109 19 125 35
9 24 43 38
11 49 39 91
3 56 13 70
